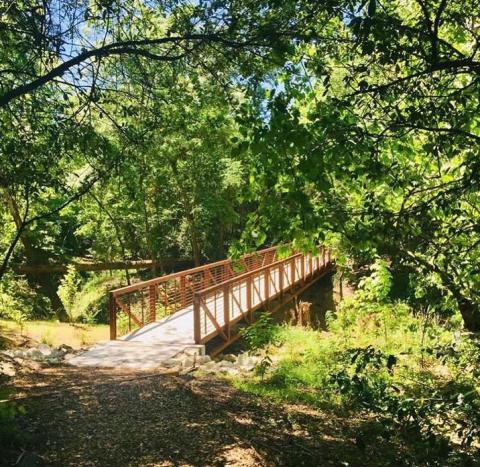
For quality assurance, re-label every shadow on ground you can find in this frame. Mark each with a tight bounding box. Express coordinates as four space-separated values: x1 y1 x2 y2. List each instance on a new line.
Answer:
2 365 407 467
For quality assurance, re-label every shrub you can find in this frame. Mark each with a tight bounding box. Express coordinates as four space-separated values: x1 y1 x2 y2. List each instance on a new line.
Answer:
73 272 124 324
0 273 49 321
57 265 81 322
234 263 479 463
240 314 280 352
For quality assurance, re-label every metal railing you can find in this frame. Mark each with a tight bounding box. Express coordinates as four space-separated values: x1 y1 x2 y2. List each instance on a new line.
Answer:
108 246 279 339
193 246 332 345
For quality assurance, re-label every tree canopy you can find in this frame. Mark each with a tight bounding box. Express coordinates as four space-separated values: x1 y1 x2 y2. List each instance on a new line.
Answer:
1 0 480 331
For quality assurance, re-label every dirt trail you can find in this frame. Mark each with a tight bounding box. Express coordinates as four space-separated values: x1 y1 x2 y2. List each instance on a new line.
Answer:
1 365 383 467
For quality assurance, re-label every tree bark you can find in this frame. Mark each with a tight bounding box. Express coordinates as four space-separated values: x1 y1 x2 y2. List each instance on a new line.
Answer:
458 298 480 333
14 258 186 274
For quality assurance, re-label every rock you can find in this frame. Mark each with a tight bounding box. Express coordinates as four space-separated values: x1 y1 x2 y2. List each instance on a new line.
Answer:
49 349 65 359
26 348 43 360
202 361 217 370
237 353 251 366
14 349 26 358
37 344 53 356
58 344 74 353
218 360 234 368
223 354 236 363
181 356 195 369
196 355 211 365
0 361 16 377
183 346 204 357
163 357 182 368
237 363 254 371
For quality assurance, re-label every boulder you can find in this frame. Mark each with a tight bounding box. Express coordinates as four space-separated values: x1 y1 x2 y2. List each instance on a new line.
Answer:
58 344 74 353
49 349 65 359
183 346 205 357
218 360 234 368
14 349 27 358
0 361 16 377
196 355 211 365
26 348 43 360
201 361 217 370
223 354 236 363
237 353 251 366
37 344 53 357
181 356 195 369
46 357 62 365
163 357 182 368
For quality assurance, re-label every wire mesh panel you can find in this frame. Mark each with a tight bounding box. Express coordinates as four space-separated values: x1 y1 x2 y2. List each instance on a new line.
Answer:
268 266 281 297
199 288 224 339
111 246 334 341
230 279 248 320
252 271 265 305
110 246 278 338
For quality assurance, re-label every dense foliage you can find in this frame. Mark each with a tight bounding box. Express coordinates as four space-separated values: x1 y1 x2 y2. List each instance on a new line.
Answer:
236 263 480 465
1 0 479 330
239 0 480 331
1 2 479 465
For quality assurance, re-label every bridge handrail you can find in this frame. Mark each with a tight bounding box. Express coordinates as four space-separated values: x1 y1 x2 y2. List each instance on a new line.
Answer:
108 246 280 339
194 252 303 297
110 246 278 297
193 246 332 346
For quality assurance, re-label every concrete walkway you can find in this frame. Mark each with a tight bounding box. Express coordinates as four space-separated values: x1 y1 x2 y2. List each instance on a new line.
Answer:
69 307 203 370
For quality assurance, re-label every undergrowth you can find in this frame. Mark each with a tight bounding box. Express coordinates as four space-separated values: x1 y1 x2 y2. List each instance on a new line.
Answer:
234 260 480 466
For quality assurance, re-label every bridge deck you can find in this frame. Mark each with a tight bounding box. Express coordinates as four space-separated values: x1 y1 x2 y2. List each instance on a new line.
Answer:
69 246 333 369
69 308 198 369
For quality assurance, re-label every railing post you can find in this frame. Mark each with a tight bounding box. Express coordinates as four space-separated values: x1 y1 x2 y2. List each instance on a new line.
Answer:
223 284 230 340
149 285 156 322
290 258 295 288
109 292 117 340
264 269 270 305
140 289 145 325
193 293 201 344
309 254 313 277
279 262 284 300
246 275 252 323
301 255 305 283
127 295 132 332
180 276 186 307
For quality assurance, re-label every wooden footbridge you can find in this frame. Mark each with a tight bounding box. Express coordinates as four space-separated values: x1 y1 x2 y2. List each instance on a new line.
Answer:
70 246 334 369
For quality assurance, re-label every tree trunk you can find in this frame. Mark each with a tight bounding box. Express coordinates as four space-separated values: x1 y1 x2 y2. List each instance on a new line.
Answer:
191 225 201 267
458 298 480 333
168 158 202 267
14 258 185 274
